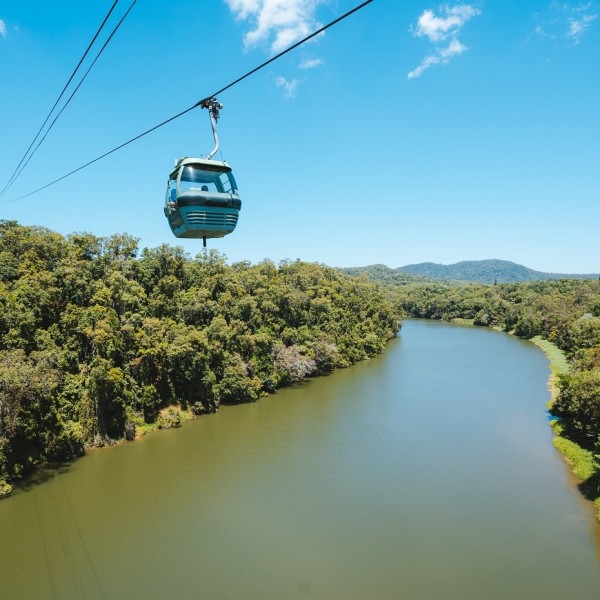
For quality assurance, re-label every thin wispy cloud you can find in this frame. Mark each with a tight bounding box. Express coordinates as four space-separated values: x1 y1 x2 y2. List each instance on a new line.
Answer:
0 19 7 39
567 12 598 41
534 2 598 44
224 1 326 99
274 75 299 98
408 4 481 79
299 57 324 70
224 0 326 52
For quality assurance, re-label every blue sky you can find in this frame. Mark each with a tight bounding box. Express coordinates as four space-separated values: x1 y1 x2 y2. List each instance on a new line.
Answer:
0 0 598 272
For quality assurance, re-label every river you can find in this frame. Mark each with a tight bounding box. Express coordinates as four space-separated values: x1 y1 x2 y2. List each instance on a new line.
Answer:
1 319 599 599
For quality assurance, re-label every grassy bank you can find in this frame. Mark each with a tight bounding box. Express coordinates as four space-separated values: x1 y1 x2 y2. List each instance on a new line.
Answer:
529 336 570 406
551 422 600 521
531 336 600 521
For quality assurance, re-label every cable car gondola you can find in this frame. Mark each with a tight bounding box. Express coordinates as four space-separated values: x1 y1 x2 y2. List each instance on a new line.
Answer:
164 98 241 246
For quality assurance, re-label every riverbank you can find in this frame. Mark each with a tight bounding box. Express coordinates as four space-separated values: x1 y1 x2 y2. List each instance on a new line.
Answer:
0 405 191 499
2 333 399 501
529 336 570 406
443 323 600 522
529 336 600 521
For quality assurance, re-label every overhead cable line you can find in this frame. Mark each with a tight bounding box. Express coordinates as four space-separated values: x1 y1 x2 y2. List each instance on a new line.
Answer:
7 0 138 194
206 0 374 100
3 0 375 204
0 0 121 197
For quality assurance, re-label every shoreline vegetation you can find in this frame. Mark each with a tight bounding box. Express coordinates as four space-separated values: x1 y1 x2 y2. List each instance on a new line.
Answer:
0 222 401 498
529 337 600 519
363 275 600 521
426 323 599 519
529 336 570 406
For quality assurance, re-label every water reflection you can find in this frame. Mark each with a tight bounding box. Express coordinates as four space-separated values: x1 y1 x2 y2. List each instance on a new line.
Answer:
0 320 599 599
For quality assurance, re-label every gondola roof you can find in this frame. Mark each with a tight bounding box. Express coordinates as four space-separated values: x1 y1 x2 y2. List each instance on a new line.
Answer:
169 157 232 180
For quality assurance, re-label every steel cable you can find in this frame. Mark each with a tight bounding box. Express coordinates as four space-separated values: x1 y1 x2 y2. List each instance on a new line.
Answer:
0 0 122 196
2 0 374 204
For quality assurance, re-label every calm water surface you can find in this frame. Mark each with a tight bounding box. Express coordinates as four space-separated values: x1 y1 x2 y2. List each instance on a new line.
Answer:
1 320 599 599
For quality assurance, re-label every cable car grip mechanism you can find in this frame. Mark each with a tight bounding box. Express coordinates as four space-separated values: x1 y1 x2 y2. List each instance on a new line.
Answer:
200 97 223 160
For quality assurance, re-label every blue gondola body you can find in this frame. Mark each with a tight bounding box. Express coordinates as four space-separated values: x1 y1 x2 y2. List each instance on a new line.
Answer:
164 157 241 240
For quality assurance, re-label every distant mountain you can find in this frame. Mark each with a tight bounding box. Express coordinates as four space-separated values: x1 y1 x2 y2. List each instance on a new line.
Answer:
399 260 599 283
342 260 599 284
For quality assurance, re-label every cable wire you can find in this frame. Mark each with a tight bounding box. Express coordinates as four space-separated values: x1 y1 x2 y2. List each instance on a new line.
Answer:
7 0 138 193
0 0 121 197
4 0 375 204
206 0 374 101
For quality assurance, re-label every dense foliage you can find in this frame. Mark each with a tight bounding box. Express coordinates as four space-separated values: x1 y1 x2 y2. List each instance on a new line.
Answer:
0 221 400 496
340 264 425 285
391 278 600 357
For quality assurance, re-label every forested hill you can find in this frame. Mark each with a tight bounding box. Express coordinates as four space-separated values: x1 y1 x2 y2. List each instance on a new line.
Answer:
342 260 598 284
340 264 425 285
0 221 401 497
398 259 598 283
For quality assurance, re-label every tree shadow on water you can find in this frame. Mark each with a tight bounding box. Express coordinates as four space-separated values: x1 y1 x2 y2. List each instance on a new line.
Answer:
578 471 600 503
12 460 76 495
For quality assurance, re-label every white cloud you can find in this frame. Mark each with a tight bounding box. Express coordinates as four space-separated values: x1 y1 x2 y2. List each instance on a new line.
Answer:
439 37 467 58
534 2 598 44
0 19 7 39
226 0 261 21
224 0 325 52
408 38 467 79
408 5 480 79
299 57 324 69
407 55 441 79
413 5 480 42
275 75 299 98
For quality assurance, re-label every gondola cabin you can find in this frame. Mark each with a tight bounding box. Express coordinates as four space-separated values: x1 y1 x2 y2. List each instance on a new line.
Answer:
164 158 241 241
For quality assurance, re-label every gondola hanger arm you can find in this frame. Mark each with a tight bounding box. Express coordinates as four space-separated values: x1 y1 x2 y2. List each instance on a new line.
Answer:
200 97 223 160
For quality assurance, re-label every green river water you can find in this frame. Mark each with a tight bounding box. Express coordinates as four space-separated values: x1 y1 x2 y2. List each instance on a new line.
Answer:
1 319 599 599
